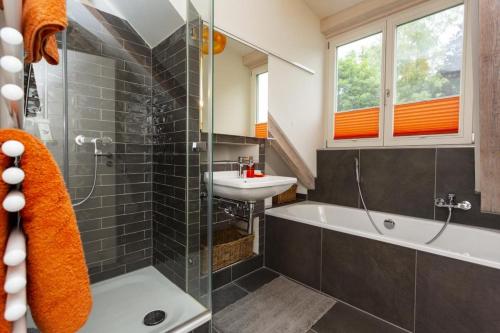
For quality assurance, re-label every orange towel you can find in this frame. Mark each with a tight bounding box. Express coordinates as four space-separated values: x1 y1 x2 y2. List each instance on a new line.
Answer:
0 0 68 65
0 129 92 333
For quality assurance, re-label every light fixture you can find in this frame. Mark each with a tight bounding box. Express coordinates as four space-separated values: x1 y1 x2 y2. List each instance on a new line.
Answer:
202 26 227 55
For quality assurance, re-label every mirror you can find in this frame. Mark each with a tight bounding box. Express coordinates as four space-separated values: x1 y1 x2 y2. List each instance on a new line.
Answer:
201 33 268 138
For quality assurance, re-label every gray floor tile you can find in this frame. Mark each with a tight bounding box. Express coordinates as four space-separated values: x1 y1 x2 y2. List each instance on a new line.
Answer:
312 302 406 333
212 283 248 314
234 268 280 292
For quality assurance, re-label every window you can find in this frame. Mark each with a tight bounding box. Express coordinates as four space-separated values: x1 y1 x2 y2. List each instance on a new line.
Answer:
252 65 268 138
328 0 472 147
334 32 383 140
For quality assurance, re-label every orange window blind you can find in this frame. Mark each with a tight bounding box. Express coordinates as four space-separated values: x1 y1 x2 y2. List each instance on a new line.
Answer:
394 96 460 136
255 122 268 139
334 107 379 140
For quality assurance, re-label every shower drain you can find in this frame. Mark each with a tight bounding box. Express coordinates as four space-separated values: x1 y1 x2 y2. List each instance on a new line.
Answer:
143 310 167 326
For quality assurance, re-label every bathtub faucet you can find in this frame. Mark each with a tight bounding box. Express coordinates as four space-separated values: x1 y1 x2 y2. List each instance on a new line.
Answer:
427 193 471 245
435 193 471 211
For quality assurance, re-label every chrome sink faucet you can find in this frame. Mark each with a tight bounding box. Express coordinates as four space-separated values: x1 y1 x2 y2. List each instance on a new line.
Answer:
238 156 253 178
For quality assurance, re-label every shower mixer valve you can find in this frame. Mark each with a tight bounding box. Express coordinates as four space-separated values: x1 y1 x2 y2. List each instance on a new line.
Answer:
75 135 113 156
435 193 471 210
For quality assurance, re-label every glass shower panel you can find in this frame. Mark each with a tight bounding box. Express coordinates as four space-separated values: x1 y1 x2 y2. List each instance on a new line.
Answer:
25 0 213 331
66 1 153 281
24 46 65 174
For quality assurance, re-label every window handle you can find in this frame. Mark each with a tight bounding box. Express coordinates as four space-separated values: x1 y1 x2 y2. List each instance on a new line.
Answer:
384 89 391 105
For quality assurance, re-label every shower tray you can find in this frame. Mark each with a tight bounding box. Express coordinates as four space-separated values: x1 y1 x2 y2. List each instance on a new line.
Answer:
27 267 211 333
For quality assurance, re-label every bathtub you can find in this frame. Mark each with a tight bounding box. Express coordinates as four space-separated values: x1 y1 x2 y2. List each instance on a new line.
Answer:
266 201 500 270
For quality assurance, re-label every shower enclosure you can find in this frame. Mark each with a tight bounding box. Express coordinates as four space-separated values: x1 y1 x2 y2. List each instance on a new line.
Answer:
24 0 214 331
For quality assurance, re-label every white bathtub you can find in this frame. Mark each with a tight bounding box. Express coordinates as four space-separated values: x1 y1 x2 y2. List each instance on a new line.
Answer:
266 201 500 270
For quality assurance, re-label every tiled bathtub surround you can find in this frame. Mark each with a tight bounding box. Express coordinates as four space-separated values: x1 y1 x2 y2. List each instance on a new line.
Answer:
266 216 500 332
309 148 500 230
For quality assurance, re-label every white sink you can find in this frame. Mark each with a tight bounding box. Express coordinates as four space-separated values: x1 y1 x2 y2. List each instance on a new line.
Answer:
204 171 297 202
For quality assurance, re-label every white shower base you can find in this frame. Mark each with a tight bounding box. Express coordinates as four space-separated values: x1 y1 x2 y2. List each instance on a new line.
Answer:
28 266 210 333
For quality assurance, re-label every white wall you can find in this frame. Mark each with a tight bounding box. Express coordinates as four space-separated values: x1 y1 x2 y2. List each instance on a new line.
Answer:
193 0 325 176
265 147 308 194
202 45 252 136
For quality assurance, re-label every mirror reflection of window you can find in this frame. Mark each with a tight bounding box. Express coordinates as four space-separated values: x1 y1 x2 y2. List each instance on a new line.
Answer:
201 33 268 138
256 71 268 123
254 66 268 139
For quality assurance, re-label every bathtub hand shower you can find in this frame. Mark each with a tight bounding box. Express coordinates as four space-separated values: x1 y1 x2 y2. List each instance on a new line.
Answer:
354 158 383 235
72 135 113 207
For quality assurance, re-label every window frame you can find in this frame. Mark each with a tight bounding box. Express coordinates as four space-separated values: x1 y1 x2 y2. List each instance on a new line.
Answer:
327 20 387 148
327 0 473 148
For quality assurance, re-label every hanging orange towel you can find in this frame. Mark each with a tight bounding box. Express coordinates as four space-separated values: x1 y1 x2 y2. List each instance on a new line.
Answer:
0 0 68 64
0 129 92 333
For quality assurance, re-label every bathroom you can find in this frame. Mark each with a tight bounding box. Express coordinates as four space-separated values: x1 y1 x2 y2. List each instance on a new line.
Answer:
0 0 498 332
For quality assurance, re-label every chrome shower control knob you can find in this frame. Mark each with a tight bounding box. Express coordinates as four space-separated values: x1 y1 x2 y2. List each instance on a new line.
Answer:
456 201 472 210
75 135 86 146
2 167 24 184
1 140 24 157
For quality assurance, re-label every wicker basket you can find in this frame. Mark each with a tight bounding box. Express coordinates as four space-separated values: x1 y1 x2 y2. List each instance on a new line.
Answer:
202 226 254 272
273 184 298 205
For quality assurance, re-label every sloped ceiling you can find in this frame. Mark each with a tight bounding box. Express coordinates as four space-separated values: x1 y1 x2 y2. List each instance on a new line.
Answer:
83 0 185 47
303 0 366 19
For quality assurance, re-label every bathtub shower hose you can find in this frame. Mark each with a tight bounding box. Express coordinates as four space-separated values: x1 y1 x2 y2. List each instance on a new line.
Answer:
354 158 383 235
426 207 452 245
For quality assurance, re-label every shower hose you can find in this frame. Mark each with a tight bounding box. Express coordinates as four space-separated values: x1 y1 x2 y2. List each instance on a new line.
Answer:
426 207 452 244
72 144 98 207
354 158 453 243
354 158 383 235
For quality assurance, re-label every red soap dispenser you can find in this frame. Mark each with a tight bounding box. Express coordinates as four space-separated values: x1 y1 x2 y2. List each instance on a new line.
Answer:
247 156 255 178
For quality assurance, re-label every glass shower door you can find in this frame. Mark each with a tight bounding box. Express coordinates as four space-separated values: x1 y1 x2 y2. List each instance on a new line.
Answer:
24 0 214 331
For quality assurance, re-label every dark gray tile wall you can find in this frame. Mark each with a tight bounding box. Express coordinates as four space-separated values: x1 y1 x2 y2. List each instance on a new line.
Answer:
151 25 191 289
309 150 359 208
309 147 500 230
415 252 500 333
266 216 500 332
63 6 153 283
213 255 264 290
265 215 322 289
321 229 415 331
